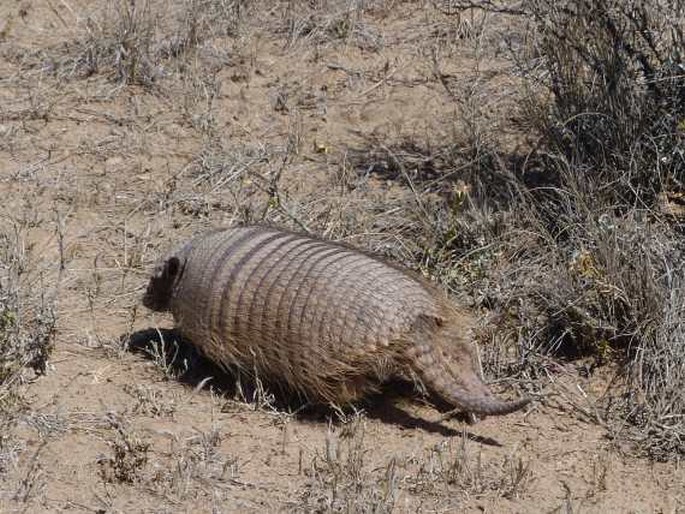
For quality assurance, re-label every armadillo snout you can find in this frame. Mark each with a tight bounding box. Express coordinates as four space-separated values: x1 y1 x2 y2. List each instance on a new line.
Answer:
142 257 181 312
142 278 168 311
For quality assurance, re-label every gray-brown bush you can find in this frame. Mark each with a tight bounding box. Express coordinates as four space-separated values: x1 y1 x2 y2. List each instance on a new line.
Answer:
522 0 685 460
416 0 685 459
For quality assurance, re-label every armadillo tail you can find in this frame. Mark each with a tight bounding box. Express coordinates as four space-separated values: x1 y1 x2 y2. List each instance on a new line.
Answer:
451 394 531 417
408 342 531 417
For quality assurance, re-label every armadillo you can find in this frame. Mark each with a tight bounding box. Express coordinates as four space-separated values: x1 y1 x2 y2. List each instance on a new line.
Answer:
142 224 530 419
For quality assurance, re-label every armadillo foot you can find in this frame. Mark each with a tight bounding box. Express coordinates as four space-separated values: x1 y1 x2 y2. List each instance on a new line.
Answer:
437 408 481 425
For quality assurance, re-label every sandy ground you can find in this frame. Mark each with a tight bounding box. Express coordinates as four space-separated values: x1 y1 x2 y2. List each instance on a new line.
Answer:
1 1 683 512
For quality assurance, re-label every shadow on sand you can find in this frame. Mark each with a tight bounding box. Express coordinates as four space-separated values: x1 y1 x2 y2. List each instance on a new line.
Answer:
123 327 502 446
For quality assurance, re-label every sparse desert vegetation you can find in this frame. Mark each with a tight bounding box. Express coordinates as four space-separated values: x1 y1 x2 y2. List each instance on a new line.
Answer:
1 0 684 512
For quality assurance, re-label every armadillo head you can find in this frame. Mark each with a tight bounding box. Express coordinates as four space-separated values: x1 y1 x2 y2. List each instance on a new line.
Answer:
142 254 184 312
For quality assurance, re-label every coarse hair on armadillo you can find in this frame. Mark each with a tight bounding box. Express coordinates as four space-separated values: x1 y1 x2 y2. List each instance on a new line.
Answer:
143 223 531 419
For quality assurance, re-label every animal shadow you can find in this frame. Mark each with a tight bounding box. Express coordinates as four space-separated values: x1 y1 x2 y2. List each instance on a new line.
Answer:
123 327 501 445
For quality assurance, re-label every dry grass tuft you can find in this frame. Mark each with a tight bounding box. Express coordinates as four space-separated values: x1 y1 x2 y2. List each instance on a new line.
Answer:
148 425 240 503
29 0 248 87
0 219 58 486
98 415 150 484
0 224 56 385
279 0 385 52
298 414 399 513
297 414 534 511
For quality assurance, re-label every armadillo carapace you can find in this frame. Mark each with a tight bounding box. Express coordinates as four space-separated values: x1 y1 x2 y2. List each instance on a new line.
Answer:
143 224 530 419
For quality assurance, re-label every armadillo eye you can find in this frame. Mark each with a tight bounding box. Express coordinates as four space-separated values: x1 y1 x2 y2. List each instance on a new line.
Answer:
166 256 180 278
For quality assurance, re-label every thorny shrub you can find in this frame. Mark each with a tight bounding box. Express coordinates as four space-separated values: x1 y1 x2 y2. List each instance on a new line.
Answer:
355 0 685 461
423 0 685 459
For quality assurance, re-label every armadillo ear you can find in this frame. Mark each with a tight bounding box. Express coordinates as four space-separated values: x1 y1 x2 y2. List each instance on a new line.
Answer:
165 256 180 278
